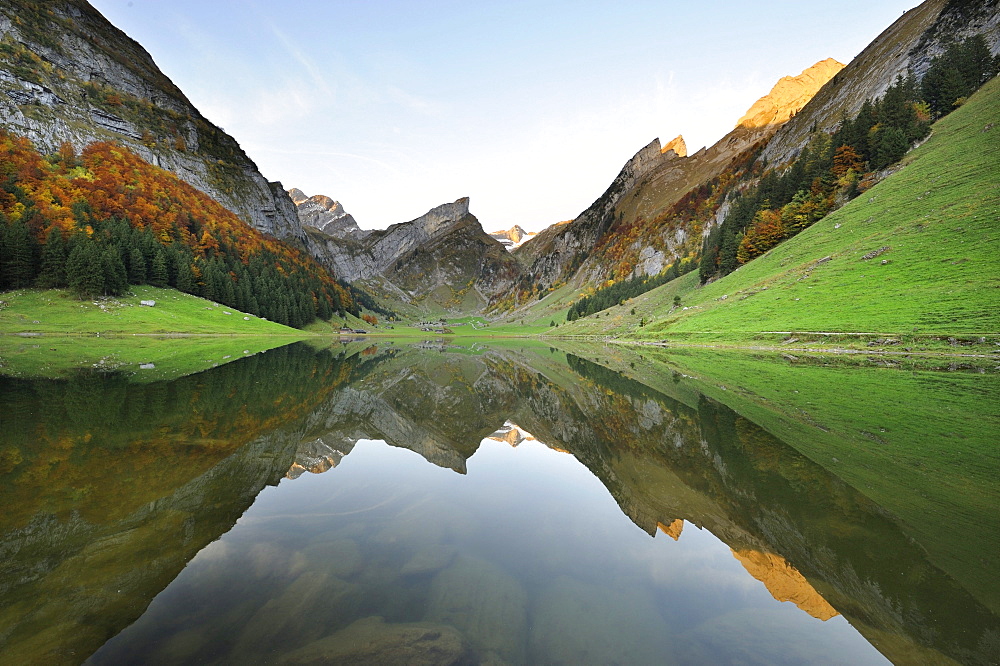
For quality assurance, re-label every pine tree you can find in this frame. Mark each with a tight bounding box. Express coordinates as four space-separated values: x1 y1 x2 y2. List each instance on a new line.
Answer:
36 226 68 288
127 246 147 284
149 251 169 287
176 259 196 293
67 241 104 299
1 221 39 289
102 246 128 296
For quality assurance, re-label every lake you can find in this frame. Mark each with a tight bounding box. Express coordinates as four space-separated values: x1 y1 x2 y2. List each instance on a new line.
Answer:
1 339 997 665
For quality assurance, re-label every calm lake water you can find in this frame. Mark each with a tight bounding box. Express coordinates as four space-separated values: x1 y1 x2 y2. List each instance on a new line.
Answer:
1 340 997 665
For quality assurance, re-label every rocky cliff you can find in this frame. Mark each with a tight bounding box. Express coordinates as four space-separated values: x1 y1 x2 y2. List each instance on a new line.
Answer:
305 197 521 311
0 0 305 243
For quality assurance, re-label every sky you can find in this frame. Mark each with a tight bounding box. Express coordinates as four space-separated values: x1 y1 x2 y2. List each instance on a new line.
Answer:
89 1 919 232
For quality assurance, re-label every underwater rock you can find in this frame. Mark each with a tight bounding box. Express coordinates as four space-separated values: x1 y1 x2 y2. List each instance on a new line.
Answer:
277 615 468 665
425 555 528 663
401 544 457 576
529 574 671 664
303 538 364 579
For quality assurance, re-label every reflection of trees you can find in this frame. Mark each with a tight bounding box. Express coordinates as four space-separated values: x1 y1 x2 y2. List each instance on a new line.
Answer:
0 342 387 664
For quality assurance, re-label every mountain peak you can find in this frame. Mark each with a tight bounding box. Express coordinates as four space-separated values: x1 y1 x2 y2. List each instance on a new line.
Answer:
661 135 687 157
289 188 366 239
489 224 537 251
736 58 845 129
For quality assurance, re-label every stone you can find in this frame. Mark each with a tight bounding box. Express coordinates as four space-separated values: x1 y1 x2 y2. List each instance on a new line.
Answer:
302 538 364 579
277 616 468 666
529 574 671 664
400 544 457 576
736 59 845 129
233 572 359 660
424 555 528 663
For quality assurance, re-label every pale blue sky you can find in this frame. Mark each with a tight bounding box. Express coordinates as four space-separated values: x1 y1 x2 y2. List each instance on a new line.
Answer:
90 1 919 231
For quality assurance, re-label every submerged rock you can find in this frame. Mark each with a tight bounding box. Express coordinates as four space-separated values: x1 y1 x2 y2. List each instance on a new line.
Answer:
529 574 671 664
401 544 457 576
425 555 528 663
233 572 359 660
277 615 468 665
303 538 364 579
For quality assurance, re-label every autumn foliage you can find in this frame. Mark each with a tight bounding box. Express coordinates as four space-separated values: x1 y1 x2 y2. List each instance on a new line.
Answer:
0 131 355 326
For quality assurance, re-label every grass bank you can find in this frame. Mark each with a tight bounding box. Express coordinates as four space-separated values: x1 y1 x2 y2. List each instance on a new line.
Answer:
0 286 306 335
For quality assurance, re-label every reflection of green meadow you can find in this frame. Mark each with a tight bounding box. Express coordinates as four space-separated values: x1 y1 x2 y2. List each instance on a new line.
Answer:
0 334 298 381
555 342 1000 615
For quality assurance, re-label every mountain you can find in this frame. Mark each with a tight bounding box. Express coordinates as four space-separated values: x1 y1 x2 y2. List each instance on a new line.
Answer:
561 71 1000 345
509 58 844 307
288 188 368 240
304 197 521 312
488 225 537 250
506 0 1000 320
0 0 305 244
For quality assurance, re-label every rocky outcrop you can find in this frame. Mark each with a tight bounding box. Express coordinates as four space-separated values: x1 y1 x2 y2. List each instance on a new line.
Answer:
289 188 368 239
661 134 687 156
0 1 305 243
736 58 845 128
731 549 840 621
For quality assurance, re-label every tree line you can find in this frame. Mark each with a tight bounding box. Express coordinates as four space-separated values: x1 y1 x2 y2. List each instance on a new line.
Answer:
566 257 696 321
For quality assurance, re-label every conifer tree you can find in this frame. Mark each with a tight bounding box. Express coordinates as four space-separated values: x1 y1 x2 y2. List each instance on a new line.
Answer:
67 241 104 299
36 226 68 288
102 246 128 296
2 222 37 288
127 246 147 284
149 251 169 287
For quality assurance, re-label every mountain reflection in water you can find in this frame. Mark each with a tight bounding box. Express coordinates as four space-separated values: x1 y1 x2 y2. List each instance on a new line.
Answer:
0 341 996 665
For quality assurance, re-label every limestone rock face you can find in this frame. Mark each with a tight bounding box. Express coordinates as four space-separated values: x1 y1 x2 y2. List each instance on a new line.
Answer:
513 58 844 295
736 59 845 129
731 549 840 621
761 0 1000 167
661 134 688 157
0 2 306 244
289 189 369 240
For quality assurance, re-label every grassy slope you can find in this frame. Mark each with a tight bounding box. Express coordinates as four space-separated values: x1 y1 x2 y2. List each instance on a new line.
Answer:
551 340 1000 614
557 76 1000 345
0 286 305 335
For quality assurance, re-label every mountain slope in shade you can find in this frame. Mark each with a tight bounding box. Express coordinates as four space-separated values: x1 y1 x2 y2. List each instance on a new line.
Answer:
305 197 521 312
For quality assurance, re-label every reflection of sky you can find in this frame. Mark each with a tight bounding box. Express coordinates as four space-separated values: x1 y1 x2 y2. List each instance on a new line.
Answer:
93 437 889 664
